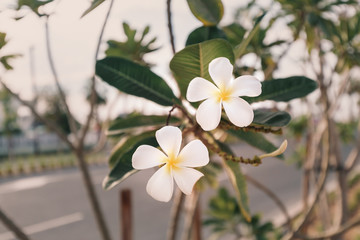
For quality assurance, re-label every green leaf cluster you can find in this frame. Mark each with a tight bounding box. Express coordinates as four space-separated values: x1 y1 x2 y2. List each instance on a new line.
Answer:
205 188 278 239
105 22 159 67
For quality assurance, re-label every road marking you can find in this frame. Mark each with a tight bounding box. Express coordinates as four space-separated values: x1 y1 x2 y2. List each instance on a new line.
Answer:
0 212 84 240
0 176 61 195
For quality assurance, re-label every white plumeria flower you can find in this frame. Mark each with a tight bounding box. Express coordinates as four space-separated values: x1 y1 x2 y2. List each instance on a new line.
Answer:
186 57 262 131
132 126 209 202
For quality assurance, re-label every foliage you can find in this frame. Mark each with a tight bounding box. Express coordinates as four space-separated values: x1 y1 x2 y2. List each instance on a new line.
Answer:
204 188 279 239
0 32 21 70
95 0 318 222
105 22 159 67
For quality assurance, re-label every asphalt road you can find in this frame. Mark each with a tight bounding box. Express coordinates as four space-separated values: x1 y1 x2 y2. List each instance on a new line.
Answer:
0 143 303 240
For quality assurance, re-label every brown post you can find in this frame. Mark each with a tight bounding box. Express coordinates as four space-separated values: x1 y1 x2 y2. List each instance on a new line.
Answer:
121 189 132 240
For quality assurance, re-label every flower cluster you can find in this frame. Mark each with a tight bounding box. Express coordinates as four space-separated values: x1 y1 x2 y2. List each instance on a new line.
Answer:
132 57 266 202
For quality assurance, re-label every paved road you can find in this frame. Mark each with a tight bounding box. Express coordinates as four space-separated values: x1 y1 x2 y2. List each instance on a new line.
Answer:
0 143 303 240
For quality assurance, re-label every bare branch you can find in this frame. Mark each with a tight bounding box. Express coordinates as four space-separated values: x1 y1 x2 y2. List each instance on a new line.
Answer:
166 0 176 54
181 190 199 240
0 207 31 240
0 80 75 151
295 214 360 239
44 16 79 143
245 175 292 231
166 188 185 240
79 0 115 145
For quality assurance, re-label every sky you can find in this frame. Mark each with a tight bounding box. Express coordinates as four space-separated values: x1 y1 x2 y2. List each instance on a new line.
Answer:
0 0 266 122
0 0 357 123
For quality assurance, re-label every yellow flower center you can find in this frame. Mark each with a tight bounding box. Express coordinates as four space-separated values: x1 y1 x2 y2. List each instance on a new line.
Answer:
215 85 233 103
164 153 182 173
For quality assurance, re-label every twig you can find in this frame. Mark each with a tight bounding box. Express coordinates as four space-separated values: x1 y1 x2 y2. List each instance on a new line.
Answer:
44 16 79 143
295 214 360 239
79 0 115 145
166 0 176 54
0 80 75 151
282 119 329 240
166 188 185 240
181 190 199 240
245 175 292 231
0 207 31 240
166 105 176 126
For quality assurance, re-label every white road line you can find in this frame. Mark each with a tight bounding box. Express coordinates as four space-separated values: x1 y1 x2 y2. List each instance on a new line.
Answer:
0 212 84 240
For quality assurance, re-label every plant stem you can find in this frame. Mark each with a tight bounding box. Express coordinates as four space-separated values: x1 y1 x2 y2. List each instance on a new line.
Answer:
0 207 31 240
166 0 176 54
75 149 112 240
245 175 292 231
44 16 79 144
166 188 184 240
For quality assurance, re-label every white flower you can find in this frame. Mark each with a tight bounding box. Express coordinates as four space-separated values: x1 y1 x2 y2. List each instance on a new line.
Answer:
132 126 209 202
186 57 262 131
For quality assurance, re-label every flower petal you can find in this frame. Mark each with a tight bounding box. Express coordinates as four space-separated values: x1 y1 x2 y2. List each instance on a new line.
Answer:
146 165 174 202
178 140 209 167
173 167 203 195
132 145 167 170
231 75 262 97
223 97 254 127
196 98 222 131
209 57 233 88
156 126 182 156
186 77 219 102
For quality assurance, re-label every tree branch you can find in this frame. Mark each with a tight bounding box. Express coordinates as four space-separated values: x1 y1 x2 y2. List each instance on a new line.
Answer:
166 188 185 240
79 0 115 145
166 0 176 54
0 207 31 240
295 214 360 240
0 80 75 151
44 16 79 143
245 175 292 231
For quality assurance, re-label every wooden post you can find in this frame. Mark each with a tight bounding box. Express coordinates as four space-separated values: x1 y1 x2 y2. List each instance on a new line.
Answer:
120 189 132 240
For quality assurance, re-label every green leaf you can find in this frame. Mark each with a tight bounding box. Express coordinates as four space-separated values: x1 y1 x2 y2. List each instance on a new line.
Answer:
0 32 7 49
16 0 53 16
170 39 234 97
252 109 291 127
81 0 107 18
186 0 224 26
96 57 179 106
234 12 266 59
108 130 156 167
107 114 180 135
186 26 227 46
103 131 158 190
227 130 282 159
244 76 318 103
217 141 251 222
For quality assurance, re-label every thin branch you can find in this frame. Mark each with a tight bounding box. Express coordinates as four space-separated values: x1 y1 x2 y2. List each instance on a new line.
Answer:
282 119 329 240
44 16 79 143
0 208 31 240
295 214 360 240
0 80 75 151
181 190 199 240
245 175 292 231
166 188 185 240
344 118 360 171
166 105 176 126
166 0 176 54
79 0 115 145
